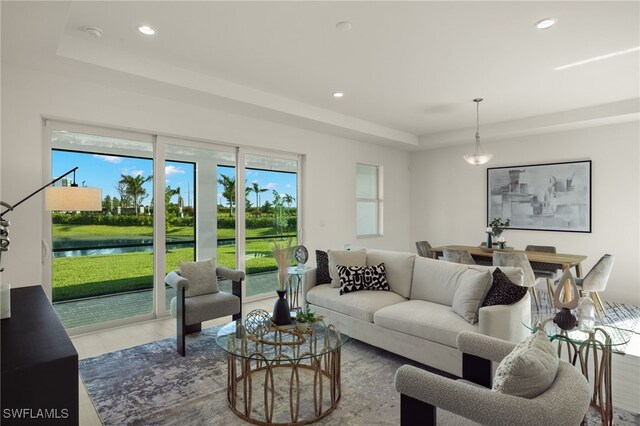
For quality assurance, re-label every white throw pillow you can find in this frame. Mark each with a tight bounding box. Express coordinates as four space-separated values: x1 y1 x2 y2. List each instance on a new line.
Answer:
493 331 559 398
327 248 367 288
179 258 219 297
451 268 493 324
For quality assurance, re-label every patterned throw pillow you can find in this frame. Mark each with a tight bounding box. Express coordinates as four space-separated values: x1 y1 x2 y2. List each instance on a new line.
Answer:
336 263 390 295
482 267 528 307
315 250 332 284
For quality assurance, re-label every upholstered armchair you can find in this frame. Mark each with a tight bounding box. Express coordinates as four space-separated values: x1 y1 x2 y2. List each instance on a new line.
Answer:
525 245 560 302
415 240 435 259
395 331 590 426
574 254 614 321
166 261 245 356
493 251 539 311
443 248 475 265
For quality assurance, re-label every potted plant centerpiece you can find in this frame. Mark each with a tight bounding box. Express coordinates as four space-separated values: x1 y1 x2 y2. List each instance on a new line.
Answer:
295 306 317 332
272 238 294 325
489 217 510 249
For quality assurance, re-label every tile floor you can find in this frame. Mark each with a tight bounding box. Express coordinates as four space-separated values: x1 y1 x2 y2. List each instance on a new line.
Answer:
72 297 277 425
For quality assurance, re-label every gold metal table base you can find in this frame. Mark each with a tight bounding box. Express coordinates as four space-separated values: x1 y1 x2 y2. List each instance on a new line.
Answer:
537 320 614 426
226 348 342 425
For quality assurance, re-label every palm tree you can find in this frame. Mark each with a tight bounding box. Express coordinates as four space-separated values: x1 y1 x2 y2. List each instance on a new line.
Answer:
250 182 268 216
283 194 295 215
165 185 180 207
217 174 236 217
120 174 152 215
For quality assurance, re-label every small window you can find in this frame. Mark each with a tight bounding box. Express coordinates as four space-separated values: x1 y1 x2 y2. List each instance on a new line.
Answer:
356 163 382 237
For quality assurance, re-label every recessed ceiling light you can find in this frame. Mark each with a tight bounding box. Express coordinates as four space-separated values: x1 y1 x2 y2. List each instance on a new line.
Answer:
336 21 352 32
137 25 156 35
83 26 103 38
535 17 557 30
332 92 344 98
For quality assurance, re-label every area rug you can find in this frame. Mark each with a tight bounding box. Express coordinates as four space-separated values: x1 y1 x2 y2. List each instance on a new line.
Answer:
79 327 431 425
80 327 639 425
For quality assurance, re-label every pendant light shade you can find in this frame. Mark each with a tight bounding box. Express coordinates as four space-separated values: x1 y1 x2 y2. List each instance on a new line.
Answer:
464 98 493 165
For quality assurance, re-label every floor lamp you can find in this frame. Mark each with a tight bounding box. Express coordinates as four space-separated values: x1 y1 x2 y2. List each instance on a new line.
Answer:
0 167 101 318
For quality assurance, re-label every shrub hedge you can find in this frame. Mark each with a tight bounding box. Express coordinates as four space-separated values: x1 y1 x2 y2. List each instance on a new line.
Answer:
52 212 297 229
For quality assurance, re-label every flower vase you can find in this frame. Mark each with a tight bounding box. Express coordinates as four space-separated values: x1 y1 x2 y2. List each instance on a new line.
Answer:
486 233 492 249
272 290 292 325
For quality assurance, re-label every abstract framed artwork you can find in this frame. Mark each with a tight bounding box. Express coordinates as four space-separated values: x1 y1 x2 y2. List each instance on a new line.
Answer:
487 160 591 232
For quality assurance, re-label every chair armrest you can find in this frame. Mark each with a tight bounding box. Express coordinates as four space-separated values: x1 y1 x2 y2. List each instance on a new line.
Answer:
456 331 516 363
303 267 317 303
166 271 189 291
478 291 531 344
216 266 245 282
395 365 539 425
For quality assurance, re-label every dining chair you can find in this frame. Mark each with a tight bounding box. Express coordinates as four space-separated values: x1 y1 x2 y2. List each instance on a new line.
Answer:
443 248 475 265
525 245 560 305
493 251 539 310
415 241 435 259
574 254 614 321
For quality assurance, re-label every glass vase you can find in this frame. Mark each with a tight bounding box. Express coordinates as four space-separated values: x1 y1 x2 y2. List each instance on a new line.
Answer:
577 292 596 332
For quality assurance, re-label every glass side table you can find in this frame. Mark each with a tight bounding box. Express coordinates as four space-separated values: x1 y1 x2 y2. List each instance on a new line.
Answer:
524 315 633 426
216 318 350 425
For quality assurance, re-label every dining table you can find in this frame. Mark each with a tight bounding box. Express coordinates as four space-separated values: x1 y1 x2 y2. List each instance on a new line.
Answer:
429 245 587 301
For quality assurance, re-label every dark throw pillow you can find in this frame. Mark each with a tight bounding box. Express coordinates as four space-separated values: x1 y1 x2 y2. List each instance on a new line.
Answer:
337 263 390 295
482 267 528 307
315 250 332 284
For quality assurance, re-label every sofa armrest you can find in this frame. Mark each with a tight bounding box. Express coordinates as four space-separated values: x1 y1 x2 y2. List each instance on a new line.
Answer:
166 271 189 291
478 291 531 343
216 266 245 282
303 267 317 304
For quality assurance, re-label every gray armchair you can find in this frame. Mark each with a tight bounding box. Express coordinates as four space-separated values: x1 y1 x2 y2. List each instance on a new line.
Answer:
166 266 245 356
415 240 435 259
395 331 590 426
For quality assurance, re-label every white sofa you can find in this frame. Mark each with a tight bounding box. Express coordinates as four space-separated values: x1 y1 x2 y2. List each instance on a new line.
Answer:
303 249 531 376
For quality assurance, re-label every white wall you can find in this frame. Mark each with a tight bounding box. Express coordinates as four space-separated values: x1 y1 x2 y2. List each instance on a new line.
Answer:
0 63 411 292
410 121 640 305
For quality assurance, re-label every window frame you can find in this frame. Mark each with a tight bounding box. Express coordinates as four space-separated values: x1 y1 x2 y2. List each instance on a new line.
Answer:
355 163 383 238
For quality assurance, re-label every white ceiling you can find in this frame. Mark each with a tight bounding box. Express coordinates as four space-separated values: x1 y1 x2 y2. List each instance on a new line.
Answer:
2 1 639 150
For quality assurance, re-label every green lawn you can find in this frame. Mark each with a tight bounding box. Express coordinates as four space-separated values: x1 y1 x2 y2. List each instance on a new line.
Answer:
52 232 297 301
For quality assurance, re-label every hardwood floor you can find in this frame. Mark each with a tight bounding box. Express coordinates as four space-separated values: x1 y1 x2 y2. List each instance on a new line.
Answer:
71 297 277 425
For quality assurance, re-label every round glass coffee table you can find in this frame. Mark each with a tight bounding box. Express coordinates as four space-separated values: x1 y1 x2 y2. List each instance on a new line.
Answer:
216 316 349 425
524 315 633 426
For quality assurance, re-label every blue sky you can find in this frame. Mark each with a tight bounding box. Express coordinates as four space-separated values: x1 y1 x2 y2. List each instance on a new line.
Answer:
53 151 297 207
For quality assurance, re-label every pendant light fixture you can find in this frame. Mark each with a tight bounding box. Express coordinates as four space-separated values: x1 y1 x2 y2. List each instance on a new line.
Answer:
464 98 493 165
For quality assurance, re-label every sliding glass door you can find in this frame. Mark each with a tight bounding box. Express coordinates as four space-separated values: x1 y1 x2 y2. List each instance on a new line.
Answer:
46 122 303 332
49 125 156 330
243 152 299 299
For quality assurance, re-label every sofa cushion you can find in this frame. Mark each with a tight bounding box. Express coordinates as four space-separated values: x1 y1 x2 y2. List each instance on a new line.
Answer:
307 284 405 323
315 250 332 284
374 300 478 348
482 267 528 307
179 258 218 297
452 268 493 324
493 330 559 398
366 249 416 299
410 257 468 306
337 263 390 295
328 248 367 288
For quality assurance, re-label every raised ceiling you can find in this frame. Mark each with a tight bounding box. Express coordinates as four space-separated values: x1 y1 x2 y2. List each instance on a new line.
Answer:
2 1 639 149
